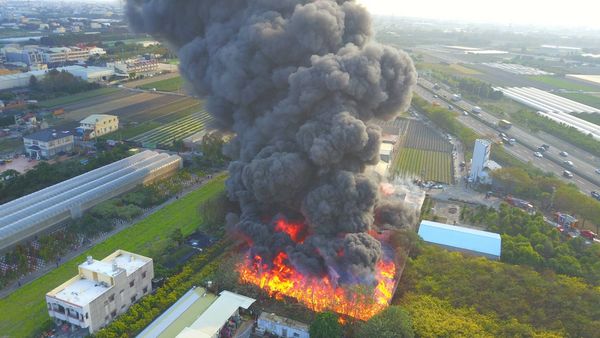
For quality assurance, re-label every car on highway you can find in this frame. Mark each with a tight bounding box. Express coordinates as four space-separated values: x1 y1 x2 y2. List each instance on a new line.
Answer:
559 151 569 157
563 170 574 178
533 152 543 158
595 168 600 174
463 110 469 116
592 191 600 201
563 160 574 167
537 146 547 153
499 132 507 138
541 144 550 150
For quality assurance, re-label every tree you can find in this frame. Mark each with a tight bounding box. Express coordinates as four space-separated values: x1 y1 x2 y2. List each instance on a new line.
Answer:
29 75 38 89
309 312 342 338
358 306 414 338
169 228 184 248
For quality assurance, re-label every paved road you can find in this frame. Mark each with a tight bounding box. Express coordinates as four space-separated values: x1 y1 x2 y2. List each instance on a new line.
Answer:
414 81 600 195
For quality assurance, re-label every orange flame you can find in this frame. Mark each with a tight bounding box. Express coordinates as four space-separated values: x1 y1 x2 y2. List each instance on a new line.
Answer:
238 252 397 321
274 218 307 243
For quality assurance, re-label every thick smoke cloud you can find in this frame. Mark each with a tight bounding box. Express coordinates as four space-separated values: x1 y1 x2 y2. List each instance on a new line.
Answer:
126 0 417 282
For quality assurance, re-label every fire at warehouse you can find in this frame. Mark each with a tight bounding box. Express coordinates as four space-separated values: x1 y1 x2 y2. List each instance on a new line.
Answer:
126 0 417 320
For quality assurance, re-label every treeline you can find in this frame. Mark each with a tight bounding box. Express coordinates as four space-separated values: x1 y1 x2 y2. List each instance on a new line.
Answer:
462 203 600 285
511 109 600 158
0 144 131 204
29 69 100 101
430 69 503 99
491 167 600 227
397 245 600 337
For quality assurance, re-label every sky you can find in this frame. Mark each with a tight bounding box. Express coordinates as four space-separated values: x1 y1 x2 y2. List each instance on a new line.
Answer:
357 0 600 29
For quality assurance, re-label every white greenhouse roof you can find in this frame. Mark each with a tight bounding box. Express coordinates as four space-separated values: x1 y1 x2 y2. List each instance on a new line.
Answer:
418 220 501 258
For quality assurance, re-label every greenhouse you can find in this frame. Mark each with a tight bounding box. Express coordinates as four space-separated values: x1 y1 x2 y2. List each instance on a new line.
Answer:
0 150 182 250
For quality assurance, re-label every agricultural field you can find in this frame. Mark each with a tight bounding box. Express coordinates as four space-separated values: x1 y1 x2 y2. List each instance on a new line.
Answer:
528 75 599 92
139 76 184 92
391 120 453 184
38 87 120 108
418 62 481 77
558 93 600 109
0 175 226 337
129 108 214 147
393 148 453 184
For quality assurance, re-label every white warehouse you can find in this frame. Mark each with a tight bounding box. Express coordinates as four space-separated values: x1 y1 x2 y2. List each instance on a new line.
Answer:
0 150 182 250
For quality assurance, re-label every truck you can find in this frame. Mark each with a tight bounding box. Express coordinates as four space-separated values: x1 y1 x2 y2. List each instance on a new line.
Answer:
505 196 534 213
498 119 513 129
581 230 597 241
555 212 578 229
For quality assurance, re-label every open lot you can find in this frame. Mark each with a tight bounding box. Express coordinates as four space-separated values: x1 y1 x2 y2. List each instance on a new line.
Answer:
0 175 226 338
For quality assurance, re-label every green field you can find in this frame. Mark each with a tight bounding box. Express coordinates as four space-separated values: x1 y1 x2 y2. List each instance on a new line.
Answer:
0 175 226 337
528 75 600 92
38 87 120 108
112 121 162 140
392 148 453 184
139 77 184 92
0 137 21 153
558 92 600 109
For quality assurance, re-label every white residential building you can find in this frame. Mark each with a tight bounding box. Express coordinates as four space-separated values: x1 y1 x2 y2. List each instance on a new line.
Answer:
469 139 500 184
23 129 74 159
79 114 119 139
46 250 154 334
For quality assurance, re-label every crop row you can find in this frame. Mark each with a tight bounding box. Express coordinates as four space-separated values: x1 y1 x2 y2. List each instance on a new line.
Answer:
392 148 452 184
403 121 453 153
129 110 214 146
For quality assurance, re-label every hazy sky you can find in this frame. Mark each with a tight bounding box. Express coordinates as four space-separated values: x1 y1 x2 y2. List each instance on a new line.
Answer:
357 0 600 29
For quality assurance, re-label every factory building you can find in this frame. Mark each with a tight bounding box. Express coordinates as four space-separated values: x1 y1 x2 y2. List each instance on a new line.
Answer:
108 58 159 77
0 150 182 251
39 46 92 64
79 114 119 139
138 289 256 338
469 139 501 184
256 312 310 338
418 220 502 260
0 65 114 90
23 129 74 160
46 250 154 334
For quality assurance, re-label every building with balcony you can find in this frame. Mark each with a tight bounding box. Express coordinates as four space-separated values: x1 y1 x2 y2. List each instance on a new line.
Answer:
23 129 74 160
79 114 119 139
40 47 91 65
46 250 154 334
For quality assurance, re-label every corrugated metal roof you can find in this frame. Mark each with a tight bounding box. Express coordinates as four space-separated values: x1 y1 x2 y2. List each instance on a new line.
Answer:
418 220 501 257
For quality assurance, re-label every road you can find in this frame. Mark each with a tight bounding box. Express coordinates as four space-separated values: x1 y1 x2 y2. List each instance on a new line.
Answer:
420 78 600 187
414 80 600 195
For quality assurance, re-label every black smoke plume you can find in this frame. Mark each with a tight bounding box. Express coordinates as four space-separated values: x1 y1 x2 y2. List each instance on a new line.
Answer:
126 0 417 283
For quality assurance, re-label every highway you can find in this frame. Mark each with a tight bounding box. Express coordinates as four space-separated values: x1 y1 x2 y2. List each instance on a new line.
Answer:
414 79 600 195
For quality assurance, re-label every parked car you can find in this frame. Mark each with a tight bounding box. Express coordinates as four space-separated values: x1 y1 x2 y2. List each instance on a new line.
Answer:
533 152 543 158
563 170 574 178
560 151 569 157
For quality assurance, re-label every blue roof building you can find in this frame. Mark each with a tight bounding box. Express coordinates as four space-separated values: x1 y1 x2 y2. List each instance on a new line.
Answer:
418 220 502 259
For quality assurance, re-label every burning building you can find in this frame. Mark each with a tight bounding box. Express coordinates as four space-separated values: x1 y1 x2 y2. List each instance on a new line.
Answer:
126 0 417 320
